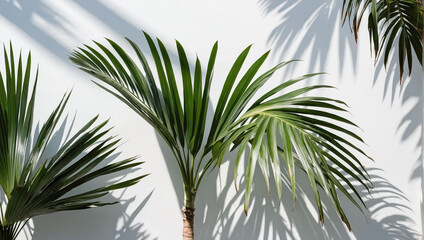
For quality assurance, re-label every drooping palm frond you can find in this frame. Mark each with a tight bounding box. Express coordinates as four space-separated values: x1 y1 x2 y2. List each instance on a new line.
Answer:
342 0 423 81
70 32 371 231
0 44 145 240
212 75 372 229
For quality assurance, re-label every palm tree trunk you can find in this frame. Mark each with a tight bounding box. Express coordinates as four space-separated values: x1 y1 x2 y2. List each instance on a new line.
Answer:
182 206 195 240
182 189 195 240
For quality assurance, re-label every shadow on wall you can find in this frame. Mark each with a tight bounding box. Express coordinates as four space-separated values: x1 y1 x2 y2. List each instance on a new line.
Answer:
29 194 154 240
348 169 419 240
70 0 145 43
198 163 419 239
0 0 72 60
258 0 358 75
17 116 155 240
0 0 179 63
372 27 423 240
400 63 424 240
260 0 422 239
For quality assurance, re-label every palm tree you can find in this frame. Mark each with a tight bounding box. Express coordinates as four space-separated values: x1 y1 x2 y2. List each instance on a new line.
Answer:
71 32 371 239
0 44 146 240
342 0 423 81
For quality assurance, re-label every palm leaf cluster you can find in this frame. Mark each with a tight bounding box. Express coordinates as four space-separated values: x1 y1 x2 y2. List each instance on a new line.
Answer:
342 0 423 81
70 32 371 230
0 44 145 240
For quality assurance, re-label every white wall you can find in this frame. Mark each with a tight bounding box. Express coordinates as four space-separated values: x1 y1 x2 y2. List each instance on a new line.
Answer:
0 0 422 239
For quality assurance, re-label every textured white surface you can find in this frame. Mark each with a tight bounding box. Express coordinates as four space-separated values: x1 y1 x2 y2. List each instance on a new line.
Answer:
0 0 422 239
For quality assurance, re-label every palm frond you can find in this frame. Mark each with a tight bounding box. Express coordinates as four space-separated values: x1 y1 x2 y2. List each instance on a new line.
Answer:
342 0 423 81
0 44 145 240
71 32 371 230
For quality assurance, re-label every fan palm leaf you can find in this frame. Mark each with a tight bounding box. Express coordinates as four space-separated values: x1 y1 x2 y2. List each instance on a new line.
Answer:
71 32 371 239
0 44 145 240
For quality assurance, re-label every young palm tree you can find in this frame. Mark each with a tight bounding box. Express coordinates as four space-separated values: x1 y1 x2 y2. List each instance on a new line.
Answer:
0 44 146 240
342 0 423 81
71 32 371 239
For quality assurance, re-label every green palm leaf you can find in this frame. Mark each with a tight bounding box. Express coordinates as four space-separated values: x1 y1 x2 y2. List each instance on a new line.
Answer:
0 44 145 240
342 0 423 81
71 32 371 237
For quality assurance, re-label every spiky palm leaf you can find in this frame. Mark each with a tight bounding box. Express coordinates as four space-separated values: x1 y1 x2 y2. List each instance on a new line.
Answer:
70 32 371 233
342 0 423 81
0 44 145 240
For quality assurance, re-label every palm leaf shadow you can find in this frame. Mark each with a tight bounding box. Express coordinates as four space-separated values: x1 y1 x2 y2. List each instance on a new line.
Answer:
198 166 418 239
260 0 358 76
0 0 180 64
